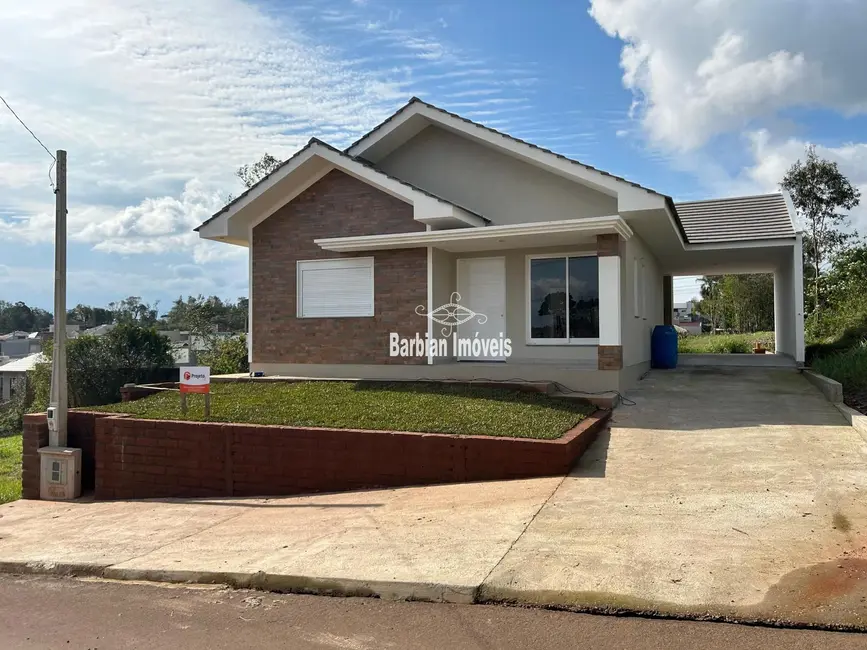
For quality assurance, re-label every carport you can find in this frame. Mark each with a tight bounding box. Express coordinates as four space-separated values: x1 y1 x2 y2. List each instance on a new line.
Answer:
625 192 805 364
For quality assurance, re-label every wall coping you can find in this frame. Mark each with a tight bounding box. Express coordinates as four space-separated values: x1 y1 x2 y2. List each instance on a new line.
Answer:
100 409 611 446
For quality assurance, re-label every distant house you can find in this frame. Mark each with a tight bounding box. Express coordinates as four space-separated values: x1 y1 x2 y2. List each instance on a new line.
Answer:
0 334 41 359
81 323 115 337
0 352 45 402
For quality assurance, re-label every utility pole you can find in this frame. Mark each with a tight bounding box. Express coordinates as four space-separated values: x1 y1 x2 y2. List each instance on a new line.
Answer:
48 150 67 447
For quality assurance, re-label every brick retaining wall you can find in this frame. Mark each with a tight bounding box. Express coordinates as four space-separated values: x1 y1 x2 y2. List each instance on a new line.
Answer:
93 412 610 500
21 411 112 498
23 410 609 500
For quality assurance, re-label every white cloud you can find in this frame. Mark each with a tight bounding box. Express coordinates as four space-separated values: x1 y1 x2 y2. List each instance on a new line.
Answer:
0 0 538 298
589 0 867 151
740 131 867 233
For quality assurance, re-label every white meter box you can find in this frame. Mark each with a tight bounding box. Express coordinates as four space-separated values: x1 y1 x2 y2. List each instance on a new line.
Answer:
38 447 82 500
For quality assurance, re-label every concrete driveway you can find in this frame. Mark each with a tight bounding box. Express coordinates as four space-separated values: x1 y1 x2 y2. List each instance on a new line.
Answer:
484 367 867 626
2 367 867 627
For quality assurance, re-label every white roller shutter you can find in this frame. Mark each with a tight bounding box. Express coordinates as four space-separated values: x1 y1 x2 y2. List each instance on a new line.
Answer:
297 258 375 318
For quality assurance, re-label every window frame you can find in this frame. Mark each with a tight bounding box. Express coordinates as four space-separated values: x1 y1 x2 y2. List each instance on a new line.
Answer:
296 257 375 319
525 251 600 346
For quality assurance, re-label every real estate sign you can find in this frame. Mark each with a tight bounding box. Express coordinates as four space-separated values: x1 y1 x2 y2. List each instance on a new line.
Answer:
180 366 210 394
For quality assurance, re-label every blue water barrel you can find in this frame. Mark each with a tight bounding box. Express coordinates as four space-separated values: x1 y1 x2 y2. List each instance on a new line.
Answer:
651 325 678 369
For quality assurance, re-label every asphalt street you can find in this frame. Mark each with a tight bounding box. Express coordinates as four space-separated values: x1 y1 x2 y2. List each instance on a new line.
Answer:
1 574 866 649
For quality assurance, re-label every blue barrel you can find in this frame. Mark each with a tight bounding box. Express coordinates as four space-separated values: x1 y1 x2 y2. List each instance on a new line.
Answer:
651 325 678 369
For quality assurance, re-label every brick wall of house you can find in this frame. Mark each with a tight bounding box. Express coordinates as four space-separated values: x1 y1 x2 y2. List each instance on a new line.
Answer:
93 412 610 500
251 169 427 365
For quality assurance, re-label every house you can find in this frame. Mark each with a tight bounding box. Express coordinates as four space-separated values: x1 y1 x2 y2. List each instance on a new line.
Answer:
0 352 45 402
673 301 695 322
0 332 41 359
196 98 804 392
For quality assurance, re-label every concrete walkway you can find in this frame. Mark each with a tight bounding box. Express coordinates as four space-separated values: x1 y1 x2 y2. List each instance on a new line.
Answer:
2 367 866 628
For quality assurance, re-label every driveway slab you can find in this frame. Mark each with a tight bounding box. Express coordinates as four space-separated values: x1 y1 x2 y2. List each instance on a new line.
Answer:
482 368 867 627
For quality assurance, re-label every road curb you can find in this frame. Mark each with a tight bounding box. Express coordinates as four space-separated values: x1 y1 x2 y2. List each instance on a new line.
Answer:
0 560 110 578
0 560 476 604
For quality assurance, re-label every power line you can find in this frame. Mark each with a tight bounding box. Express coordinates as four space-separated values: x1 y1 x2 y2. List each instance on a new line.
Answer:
0 94 55 160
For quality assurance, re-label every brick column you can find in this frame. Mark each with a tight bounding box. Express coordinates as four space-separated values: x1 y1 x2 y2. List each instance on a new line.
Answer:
597 234 623 371
21 414 49 499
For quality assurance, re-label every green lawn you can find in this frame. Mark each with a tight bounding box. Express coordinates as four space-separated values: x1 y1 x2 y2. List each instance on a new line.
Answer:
0 433 22 505
678 332 775 354
95 381 594 440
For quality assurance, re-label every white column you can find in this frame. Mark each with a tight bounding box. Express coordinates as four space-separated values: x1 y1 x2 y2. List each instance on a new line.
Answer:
598 255 621 346
773 269 786 357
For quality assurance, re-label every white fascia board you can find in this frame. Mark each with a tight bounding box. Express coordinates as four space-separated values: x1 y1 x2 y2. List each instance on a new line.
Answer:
683 237 797 251
198 141 474 243
316 215 632 252
782 190 800 232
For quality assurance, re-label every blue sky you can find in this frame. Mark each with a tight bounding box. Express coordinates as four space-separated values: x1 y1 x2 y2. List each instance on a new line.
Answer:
2 0 866 312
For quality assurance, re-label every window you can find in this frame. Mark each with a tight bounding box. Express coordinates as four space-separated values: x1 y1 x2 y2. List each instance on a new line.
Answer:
297 258 375 318
50 460 65 484
528 254 599 343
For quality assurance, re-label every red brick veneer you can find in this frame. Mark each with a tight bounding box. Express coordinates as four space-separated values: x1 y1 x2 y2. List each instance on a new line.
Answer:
251 169 427 365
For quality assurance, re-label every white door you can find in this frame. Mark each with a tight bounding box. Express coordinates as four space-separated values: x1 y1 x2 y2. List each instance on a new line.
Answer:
456 257 506 361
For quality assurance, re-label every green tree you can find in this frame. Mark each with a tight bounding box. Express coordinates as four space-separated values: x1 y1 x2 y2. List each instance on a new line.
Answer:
199 334 249 375
781 145 861 321
67 304 114 328
109 296 159 327
236 153 282 189
30 325 172 407
0 301 35 332
225 153 283 204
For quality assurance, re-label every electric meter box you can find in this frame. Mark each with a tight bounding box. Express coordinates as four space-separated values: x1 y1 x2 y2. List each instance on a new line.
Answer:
38 447 82 500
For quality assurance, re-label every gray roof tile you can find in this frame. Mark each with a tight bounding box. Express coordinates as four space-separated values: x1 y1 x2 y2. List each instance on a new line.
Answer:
674 193 795 244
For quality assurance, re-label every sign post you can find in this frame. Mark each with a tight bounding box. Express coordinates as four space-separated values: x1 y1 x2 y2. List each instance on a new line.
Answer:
179 366 211 417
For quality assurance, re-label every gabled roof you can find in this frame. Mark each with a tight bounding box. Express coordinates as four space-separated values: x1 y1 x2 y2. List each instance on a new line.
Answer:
347 97 672 203
196 137 487 235
675 193 797 244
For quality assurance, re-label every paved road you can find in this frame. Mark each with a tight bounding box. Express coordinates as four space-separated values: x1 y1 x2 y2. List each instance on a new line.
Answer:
2 575 866 650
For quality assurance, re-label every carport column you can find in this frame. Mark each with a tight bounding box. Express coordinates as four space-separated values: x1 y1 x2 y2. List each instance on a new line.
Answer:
794 234 805 364
597 234 623 370
663 275 673 326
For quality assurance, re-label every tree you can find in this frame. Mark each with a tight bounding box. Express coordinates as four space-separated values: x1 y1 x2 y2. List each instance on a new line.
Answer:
0 301 35 332
32 324 173 407
109 296 159 327
225 153 283 204
67 304 113 328
199 334 249 375
696 274 774 334
781 145 861 321
236 153 282 189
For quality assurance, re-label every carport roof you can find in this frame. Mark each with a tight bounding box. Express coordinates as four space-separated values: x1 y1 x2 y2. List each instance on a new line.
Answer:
674 193 796 244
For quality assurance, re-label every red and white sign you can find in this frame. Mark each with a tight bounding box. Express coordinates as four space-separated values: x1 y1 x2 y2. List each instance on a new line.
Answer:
180 366 210 394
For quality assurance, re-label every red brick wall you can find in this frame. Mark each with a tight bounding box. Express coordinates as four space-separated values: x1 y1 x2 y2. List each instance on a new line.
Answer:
21 415 49 500
22 411 118 498
94 412 610 500
251 169 427 365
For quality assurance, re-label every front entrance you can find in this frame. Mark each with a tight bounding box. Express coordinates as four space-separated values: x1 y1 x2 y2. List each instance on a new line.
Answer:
456 257 506 361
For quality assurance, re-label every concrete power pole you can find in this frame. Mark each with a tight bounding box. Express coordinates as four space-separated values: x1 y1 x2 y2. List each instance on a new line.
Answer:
48 149 68 447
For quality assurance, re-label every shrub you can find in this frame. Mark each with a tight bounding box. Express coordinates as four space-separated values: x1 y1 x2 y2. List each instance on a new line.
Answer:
198 334 249 375
0 377 28 436
26 324 174 408
812 341 867 391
